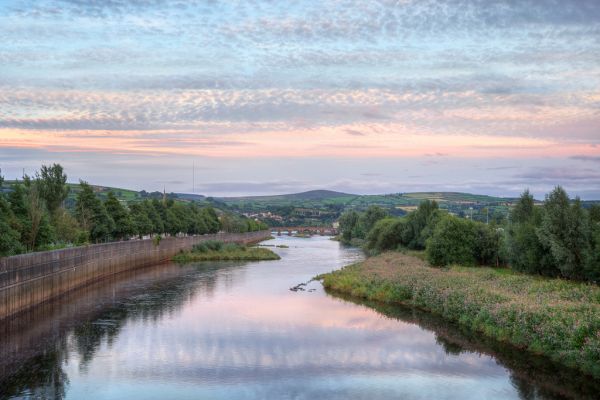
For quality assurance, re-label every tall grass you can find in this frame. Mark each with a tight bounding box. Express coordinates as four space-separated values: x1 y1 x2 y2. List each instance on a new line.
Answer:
174 240 280 262
320 251 600 378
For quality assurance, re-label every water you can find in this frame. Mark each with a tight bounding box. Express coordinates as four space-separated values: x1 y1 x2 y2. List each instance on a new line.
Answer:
1 236 598 399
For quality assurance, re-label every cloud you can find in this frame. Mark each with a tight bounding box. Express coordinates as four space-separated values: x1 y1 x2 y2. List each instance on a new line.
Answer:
570 155 600 163
344 129 366 136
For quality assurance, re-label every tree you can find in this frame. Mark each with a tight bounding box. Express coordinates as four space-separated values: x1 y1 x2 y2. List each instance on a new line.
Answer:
129 202 152 238
75 181 114 243
10 178 55 251
365 217 404 253
506 190 556 275
202 207 220 233
511 189 535 224
0 169 23 256
586 205 600 281
403 200 440 249
52 208 82 244
104 191 132 240
38 163 69 215
339 210 359 242
538 187 589 279
0 196 23 256
426 215 477 266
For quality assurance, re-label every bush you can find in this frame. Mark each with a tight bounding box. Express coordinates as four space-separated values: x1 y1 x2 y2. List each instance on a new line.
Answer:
366 218 404 253
193 240 225 253
426 215 477 266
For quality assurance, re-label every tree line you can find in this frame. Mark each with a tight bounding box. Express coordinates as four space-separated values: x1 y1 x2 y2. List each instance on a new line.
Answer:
339 187 600 282
0 164 268 257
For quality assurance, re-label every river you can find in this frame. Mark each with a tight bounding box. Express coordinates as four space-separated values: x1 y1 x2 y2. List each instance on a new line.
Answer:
1 236 597 399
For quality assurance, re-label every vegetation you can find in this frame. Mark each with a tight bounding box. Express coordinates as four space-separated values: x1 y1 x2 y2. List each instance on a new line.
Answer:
320 252 600 378
340 187 600 283
218 190 518 227
0 164 268 257
172 240 280 262
338 205 388 245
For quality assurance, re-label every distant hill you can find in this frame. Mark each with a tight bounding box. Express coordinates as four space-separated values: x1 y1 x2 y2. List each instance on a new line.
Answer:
8 180 597 226
220 190 354 202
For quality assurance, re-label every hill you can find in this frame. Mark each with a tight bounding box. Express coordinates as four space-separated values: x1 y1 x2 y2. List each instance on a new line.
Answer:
6 180 594 227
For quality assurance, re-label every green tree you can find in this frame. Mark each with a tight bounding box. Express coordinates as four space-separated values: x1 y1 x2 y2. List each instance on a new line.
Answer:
426 215 477 266
507 190 557 275
75 181 114 243
366 217 404 253
52 208 82 244
38 163 69 215
201 207 220 233
129 202 153 238
539 187 589 279
358 206 387 235
586 205 600 281
0 170 23 256
403 200 441 249
339 210 359 242
104 191 132 240
10 178 55 251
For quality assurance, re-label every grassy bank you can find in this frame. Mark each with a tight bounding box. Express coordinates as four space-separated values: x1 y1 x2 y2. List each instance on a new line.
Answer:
320 251 600 378
173 240 280 262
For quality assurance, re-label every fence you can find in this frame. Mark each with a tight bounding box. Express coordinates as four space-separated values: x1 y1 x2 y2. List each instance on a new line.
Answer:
0 231 270 320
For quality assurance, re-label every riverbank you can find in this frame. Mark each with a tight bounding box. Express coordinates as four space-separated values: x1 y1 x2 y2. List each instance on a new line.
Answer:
320 251 600 378
172 241 280 262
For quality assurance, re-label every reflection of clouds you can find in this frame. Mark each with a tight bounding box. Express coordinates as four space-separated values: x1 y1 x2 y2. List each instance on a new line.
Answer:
87 285 504 385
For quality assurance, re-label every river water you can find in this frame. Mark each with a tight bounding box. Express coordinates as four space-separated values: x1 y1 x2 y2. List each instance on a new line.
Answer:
1 236 598 399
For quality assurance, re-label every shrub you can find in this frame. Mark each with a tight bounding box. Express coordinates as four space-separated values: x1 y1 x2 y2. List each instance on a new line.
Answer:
193 240 225 253
426 215 477 266
366 218 404 253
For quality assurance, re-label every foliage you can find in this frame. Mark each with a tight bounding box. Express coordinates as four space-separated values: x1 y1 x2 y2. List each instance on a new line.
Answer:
426 215 478 266
38 163 70 215
219 213 267 233
321 252 600 378
539 188 590 280
104 191 132 240
0 192 23 256
75 181 115 243
9 179 55 251
348 186 599 283
364 201 442 254
0 164 263 257
338 206 387 244
505 187 599 281
173 241 280 262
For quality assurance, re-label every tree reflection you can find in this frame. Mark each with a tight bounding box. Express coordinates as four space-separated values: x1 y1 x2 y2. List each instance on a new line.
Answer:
326 291 600 400
0 262 244 399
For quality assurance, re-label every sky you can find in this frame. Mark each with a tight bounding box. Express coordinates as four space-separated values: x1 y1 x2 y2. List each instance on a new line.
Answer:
0 0 599 198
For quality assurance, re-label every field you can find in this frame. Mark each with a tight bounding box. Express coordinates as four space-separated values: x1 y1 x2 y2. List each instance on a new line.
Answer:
320 251 600 378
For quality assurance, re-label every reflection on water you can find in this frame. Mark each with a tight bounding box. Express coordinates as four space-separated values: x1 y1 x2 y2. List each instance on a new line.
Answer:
1 236 598 400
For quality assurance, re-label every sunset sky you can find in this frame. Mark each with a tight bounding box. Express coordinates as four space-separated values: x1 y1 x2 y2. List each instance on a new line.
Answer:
1 0 599 198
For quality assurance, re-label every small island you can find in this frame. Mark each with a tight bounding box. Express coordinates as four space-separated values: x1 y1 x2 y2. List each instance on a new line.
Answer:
173 240 281 263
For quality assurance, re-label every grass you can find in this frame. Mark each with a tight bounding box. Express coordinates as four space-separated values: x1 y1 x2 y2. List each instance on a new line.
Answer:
172 240 280 262
319 251 600 378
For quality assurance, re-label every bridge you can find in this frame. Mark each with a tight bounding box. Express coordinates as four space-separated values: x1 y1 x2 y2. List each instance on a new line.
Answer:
272 226 338 236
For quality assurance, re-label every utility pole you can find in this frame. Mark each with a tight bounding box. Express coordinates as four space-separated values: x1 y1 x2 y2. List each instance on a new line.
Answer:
192 161 195 194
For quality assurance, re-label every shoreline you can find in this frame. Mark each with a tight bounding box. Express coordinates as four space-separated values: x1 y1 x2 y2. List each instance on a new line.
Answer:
319 251 600 379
